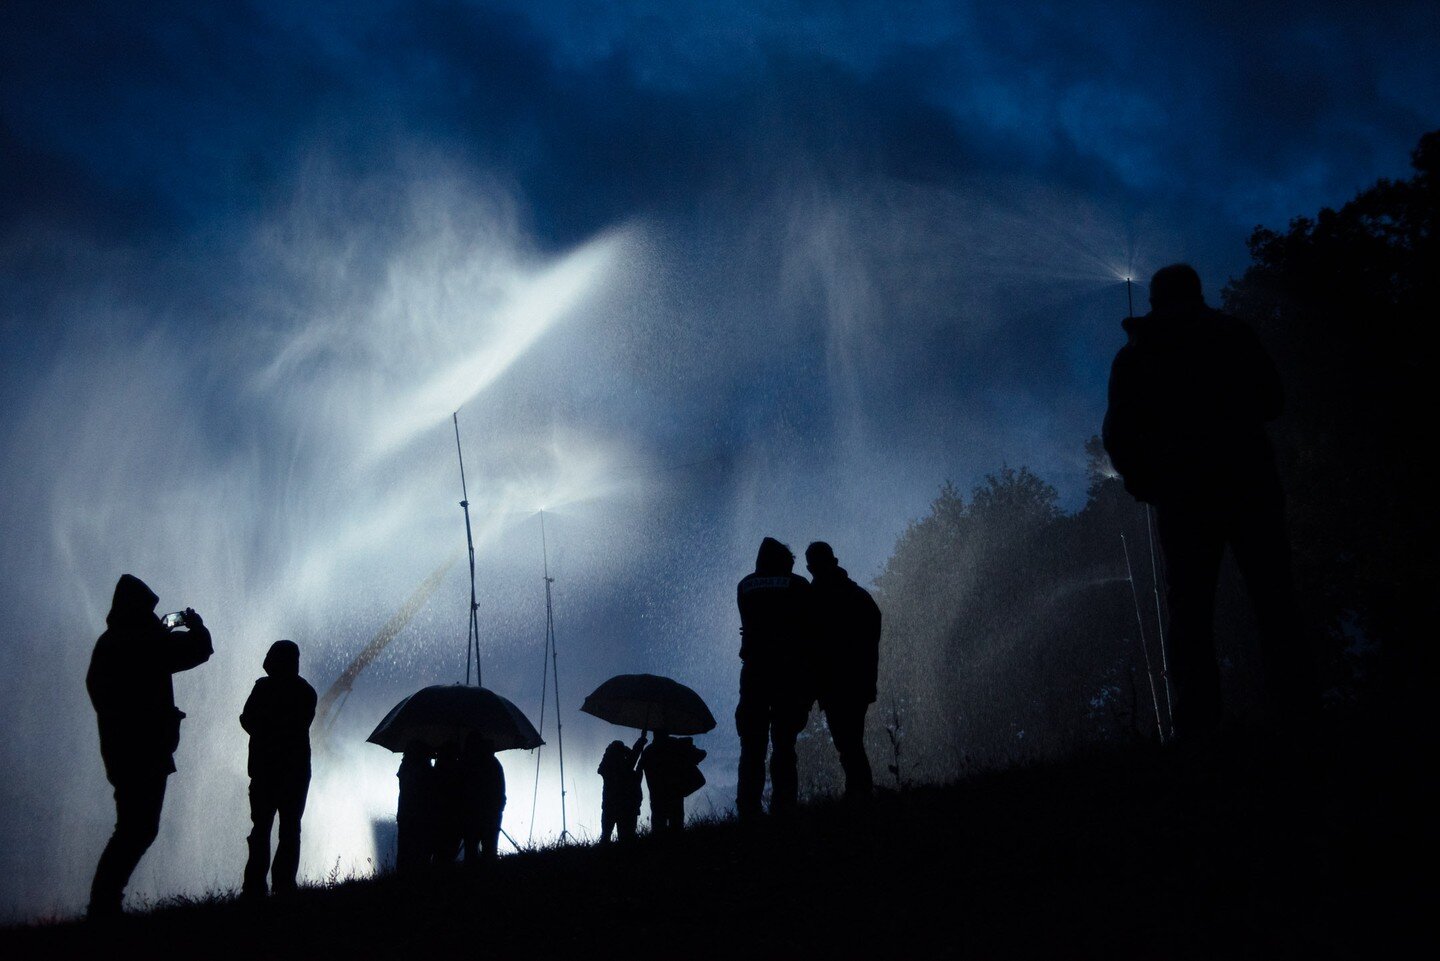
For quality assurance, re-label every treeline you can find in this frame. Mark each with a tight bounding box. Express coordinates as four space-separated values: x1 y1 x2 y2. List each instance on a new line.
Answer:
798 129 1438 795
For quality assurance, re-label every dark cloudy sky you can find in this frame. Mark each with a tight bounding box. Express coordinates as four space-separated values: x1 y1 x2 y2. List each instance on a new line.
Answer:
1 0 1436 918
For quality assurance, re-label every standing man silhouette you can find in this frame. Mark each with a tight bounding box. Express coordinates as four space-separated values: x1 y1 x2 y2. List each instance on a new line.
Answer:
1103 263 1316 741
805 542 881 801
735 537 813 819
240 639 317 899
86 574 213 919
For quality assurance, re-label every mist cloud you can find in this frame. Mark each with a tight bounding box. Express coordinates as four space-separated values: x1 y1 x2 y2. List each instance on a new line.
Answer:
1 0 1435 918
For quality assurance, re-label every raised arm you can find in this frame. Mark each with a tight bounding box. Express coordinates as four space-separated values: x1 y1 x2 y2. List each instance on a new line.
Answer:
164 609 213 674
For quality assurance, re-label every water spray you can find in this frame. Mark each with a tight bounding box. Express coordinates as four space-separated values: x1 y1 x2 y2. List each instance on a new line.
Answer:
313 552 461 738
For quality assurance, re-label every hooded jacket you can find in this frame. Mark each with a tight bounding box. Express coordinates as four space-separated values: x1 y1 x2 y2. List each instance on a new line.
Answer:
1102 303 1283 505
809 565 882 706
597 740 643 812
86 574 213 780
736 537 813 680
239 640 317 782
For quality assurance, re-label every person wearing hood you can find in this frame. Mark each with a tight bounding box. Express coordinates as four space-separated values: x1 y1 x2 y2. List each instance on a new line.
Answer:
1103 263 1315 741
239 640 317 899
805 542 881 801
86 574 213 919
597 734 645 843
735 537 814 819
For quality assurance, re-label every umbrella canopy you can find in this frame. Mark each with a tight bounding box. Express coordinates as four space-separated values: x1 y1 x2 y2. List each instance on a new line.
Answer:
580 673 717 735
367 684 544 753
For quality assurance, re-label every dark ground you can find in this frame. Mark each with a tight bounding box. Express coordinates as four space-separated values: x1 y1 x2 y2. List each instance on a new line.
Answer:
2 720 1428 959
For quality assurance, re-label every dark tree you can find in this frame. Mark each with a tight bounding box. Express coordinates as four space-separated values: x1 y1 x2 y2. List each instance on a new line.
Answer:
1222 129 1438 715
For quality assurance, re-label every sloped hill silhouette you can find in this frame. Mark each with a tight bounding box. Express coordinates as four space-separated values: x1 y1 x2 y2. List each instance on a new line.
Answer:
3 721 1422 959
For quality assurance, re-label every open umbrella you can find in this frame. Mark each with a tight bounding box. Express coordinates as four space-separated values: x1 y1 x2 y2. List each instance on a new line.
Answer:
367 684 544 753
580 673 717 735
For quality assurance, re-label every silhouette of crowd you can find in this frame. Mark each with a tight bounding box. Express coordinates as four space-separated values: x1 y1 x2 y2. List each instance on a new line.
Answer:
81 263 1317 919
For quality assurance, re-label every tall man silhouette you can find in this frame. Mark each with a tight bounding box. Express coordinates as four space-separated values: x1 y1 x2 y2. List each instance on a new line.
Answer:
86 574 213 918
240 639 316 899
806 542 881 800
735 537 813 819
1103 264 1315 740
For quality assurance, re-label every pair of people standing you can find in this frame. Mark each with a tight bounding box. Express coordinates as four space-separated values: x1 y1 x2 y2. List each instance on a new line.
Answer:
597 730 707 839
735 539 881 819
85 573 316 917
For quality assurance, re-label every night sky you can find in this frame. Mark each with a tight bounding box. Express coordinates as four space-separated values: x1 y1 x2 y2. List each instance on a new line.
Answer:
1 0 1436 918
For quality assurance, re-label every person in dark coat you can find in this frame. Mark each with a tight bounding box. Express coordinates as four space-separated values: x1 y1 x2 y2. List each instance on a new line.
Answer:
85 574 213 919
239 640 317 899
431 743 464 865
459 735 506 863
1103 263 1317 741
639 731 706 833
735 537 813 819
395 744 436 873
805 542 881 801
597 734 645 843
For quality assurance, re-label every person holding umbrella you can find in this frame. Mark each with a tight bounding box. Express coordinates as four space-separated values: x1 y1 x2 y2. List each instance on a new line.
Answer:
597 734 646 843
580 673 717 835
368 684 541 863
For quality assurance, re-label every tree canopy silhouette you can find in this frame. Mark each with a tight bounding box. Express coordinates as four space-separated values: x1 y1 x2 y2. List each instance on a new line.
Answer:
1222 128 1438 713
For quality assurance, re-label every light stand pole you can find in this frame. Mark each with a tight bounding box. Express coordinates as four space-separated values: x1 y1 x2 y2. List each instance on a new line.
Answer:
528 509 570 843
453 412 481 686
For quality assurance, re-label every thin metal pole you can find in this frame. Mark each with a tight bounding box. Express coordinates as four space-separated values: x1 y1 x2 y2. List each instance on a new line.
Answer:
453 412 481 687
1126 277 1134 317
1122 532 1166 743
1145 506 1175 735
540 510 570 842
528 604 549 845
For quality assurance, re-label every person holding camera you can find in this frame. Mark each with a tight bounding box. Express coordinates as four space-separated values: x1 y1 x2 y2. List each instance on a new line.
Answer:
85 574 212 919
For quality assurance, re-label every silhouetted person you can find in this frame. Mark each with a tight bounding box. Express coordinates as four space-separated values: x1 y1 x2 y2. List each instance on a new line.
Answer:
459 735 506 863
395 745 436 873
806 542 881 801
432 743 464 864
239 640 317 899
1103 264 1316 741
736 537 813 819
597 734 645 843
639 731 706 833
86 574 213 919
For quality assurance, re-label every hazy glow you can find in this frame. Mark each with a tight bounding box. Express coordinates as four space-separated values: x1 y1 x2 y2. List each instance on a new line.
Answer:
369 235 625 456
0 154 1171 919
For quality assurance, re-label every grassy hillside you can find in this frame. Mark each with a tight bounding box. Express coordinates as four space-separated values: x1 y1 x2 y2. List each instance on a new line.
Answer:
2 722 1424 959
